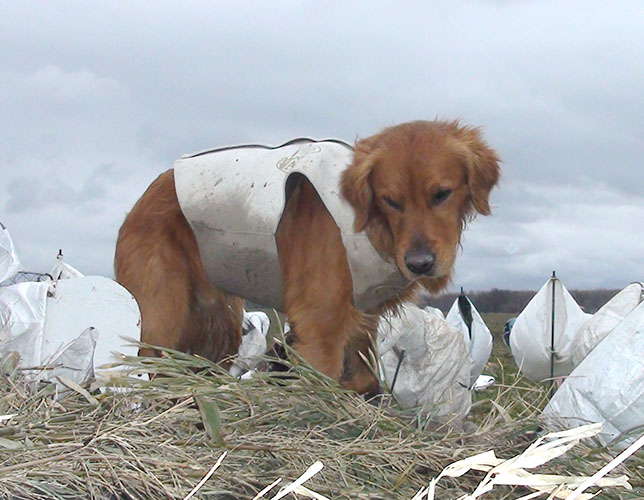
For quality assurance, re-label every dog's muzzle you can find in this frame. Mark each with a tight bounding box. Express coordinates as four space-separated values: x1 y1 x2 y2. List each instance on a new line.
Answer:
404 249 436 276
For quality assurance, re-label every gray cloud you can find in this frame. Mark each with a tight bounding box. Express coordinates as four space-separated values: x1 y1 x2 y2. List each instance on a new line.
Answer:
5 163 126 214
1 0 642 291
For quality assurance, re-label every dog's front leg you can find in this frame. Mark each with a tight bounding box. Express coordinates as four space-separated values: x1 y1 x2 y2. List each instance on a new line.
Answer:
276 177 359 382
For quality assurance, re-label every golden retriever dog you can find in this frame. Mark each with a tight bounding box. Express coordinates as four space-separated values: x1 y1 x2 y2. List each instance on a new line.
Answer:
114 120 500 394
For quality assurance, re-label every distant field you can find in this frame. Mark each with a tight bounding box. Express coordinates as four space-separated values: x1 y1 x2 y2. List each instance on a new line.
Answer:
483 311 517 371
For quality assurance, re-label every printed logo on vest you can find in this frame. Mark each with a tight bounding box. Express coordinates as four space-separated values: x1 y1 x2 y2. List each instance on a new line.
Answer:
276 145 322 173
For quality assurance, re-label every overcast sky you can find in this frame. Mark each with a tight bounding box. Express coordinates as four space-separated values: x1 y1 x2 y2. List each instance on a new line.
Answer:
1 1 642 293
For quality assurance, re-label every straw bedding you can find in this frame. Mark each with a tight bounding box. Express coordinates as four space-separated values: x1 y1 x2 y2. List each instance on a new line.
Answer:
0 342 641 499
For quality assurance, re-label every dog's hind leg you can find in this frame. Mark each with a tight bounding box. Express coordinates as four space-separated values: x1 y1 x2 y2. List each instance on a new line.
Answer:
115 169 243 365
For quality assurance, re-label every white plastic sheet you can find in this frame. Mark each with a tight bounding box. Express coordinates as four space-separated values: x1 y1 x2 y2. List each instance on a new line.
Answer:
377 303 471 420
0 224 22 283
545 300 644 447
473 375 495 391
1 275 143 388
510 276 590 382
424 306 446 319
571 283 644 367
445 294 493 388
0 281 49 367
50 252 85 280
43 276 142 382
230 310 270 377
33 326 98 386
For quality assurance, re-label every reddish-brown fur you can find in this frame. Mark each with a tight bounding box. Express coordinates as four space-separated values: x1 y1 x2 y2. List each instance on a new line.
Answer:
115 120 500 393
114 169 244 363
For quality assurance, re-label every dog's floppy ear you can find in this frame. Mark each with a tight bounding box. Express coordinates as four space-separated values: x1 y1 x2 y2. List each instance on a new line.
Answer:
450 127 501 217
341 138 381 232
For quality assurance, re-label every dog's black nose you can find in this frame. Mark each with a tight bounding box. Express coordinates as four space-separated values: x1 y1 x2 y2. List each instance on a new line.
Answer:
404 250 436 275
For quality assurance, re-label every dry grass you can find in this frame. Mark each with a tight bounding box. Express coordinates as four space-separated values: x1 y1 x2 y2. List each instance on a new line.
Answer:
0 315 642 499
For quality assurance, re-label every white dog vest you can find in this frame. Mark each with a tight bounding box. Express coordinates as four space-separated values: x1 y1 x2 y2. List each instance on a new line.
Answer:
174 139 409 312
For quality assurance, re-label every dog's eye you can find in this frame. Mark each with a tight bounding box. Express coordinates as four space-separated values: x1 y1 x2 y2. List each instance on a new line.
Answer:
432 189 452 205
383 196 403 210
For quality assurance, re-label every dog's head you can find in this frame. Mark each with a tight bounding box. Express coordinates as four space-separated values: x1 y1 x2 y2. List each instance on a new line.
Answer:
341 120 500 292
